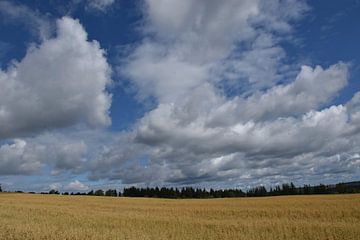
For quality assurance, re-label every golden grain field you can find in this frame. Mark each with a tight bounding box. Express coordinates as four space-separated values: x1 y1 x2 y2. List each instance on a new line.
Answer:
0 193 359 240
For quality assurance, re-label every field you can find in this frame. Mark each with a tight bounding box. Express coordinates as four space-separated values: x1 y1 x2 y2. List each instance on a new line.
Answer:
0 193 359 240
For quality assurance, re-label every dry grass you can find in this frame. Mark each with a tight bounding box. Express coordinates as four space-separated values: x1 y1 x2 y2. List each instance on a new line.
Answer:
0 193 359 240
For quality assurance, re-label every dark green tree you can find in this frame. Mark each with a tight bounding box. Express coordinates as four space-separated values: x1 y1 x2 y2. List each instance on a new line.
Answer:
247 186 267 197
94 189 104 196
49 189 59 194
105 189 118 197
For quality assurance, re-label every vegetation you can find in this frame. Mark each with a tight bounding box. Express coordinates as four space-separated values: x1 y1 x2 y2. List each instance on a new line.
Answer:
121 182 360 198
123 186 245 198
2 181 360 198
0 193 359 240
2 181 360 200
44 181 360 198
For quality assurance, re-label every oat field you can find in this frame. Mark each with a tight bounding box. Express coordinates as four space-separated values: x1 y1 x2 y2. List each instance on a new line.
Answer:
0 193 359 240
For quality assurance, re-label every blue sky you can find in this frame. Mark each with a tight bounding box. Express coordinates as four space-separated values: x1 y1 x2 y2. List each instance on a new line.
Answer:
0 0 360 192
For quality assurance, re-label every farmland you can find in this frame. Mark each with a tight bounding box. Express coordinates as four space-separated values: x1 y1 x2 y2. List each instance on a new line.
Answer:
0 193 359 240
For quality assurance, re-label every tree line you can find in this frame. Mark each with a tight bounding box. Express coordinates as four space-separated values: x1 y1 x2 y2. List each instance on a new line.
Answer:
121 182 360 198
1 181 360 198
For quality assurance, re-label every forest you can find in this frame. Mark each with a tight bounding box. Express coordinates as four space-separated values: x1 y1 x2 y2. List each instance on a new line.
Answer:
2 181 359 198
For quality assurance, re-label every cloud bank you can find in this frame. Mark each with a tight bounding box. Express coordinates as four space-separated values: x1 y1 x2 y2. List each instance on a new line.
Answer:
1 0 360 190
94 0 359 187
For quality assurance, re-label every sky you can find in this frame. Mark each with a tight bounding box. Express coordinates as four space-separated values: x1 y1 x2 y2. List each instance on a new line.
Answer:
0 0 360 192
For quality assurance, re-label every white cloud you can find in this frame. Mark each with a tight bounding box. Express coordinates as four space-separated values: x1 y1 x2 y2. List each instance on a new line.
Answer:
0 1 52 40
122 0 309 103
0 139 44 175
1 0 359 190
49 182 62 190
87 0 115 11
95 0 360 187
215 63 349 124
89 99 360 186
0 127 119 177
0 17 112 139
53 141 87 172
69 0 117 13
122 42 211 102
133 102 349 171
66 180 89 191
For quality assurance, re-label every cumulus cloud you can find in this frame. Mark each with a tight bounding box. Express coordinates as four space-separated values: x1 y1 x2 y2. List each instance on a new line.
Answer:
1 0 359 190
0 1 52 40
91 91 359 186
0 17 112 140
87 0 115 11
0 139 44 175
52 141 87 172
91 0 360 187
121 0 309 102
0 130 97 176
49 182 62 190
210 63 349 124
66 180 89 191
